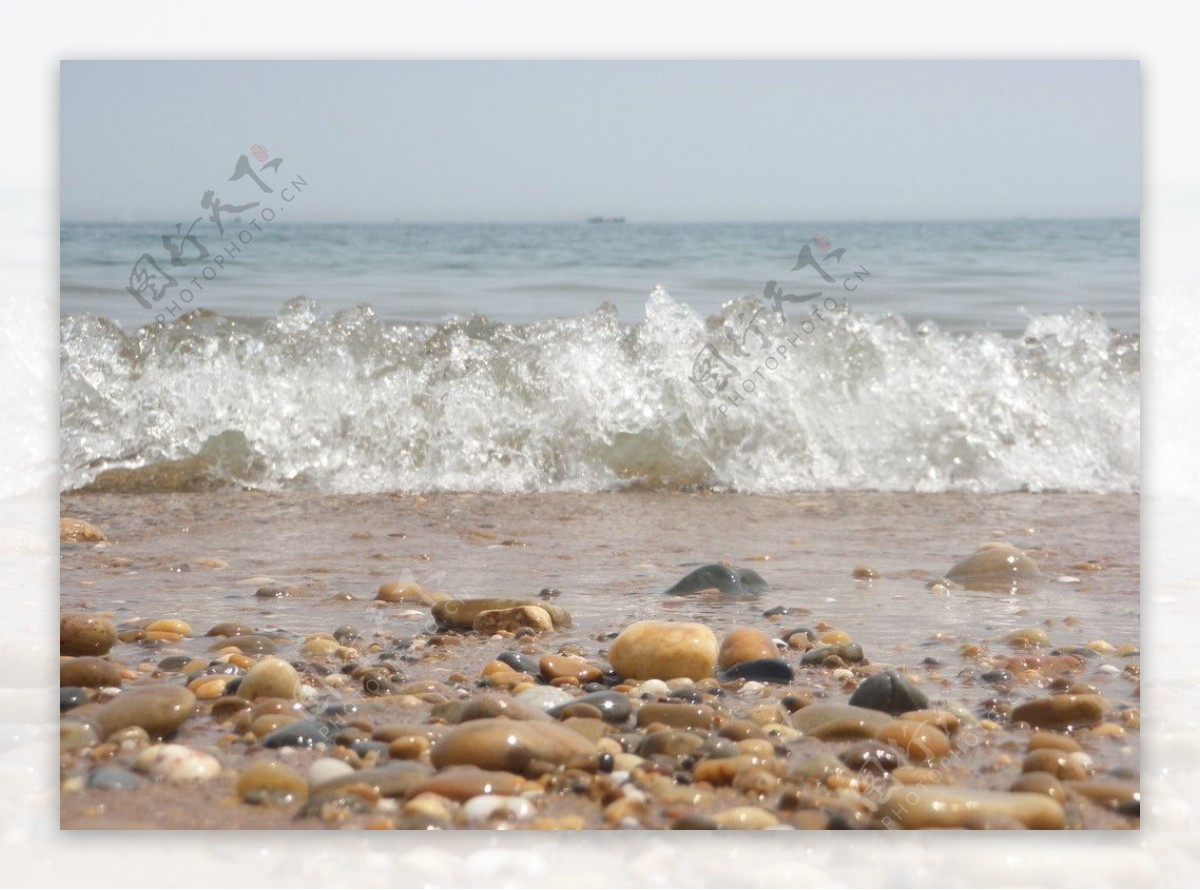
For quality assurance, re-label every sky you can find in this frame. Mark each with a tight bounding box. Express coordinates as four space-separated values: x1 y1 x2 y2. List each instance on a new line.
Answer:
60 60 1139 222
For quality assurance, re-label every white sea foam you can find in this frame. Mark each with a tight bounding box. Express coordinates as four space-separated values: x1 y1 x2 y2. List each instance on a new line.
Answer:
59 290 1139 494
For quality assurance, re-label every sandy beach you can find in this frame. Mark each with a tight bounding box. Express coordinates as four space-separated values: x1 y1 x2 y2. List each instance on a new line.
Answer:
60 489 1139 830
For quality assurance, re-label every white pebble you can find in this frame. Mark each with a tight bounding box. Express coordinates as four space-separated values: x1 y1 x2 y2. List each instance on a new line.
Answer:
462 795 533 825
515 686 574 712
308 757 354 787
1096 664 1121 675
1056 575 1081 584
631 679 669 699
136 744 220 781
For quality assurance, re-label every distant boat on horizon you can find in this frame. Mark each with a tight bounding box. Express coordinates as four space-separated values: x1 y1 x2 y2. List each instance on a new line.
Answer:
587 216 625 224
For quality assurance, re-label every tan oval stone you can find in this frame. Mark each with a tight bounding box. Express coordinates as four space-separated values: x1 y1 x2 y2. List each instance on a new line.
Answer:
61 517 107 543
899 709 960 735
474 607 554 635
608 621 718 681
61 613 118 657
146 619 193 636
95 684 196 739
237 657 301 701
946 543 1040 588
539 654 602 683
876 720 952 761
432 598 571 630
1011 694 1106 729
237 760 309 804
1003 627 1049 649
430 717 593 776
408 767 529 802
1027 731 1082 753
877 786 1065 830
1021 748 1089 780
710 806 779 829
1010 771 1067 801
790 703 893 738
718 627 778 670
377 581 440 603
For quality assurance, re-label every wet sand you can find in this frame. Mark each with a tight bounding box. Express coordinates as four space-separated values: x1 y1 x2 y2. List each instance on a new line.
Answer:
59 490 1139 830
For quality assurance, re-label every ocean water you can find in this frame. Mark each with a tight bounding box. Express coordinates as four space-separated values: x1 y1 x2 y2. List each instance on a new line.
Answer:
59 219 1140 495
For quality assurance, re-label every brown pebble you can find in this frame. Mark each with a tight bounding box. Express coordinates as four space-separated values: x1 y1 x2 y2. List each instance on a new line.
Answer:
718 628 778 670
430 718 593 776
1011 694 1106 730
60 657 123 689
876 786 1064 830
237 760 309 805
876 720 952 761
61 517 107 542
237 658 301 701
408 767 529 802
474 607 555 636
61 613 118 657
432 598 571 630
1027 731 1082 753
94 684 196 740
539 654 602 683
608 621 718 682
1022 748 1089 781
636 702 716 731
1010 771 1067 801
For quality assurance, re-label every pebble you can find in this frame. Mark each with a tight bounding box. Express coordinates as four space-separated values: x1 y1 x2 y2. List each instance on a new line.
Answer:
800 643 864 665
308 757 355 787
790 703 893 739
432 598 572 630
608 621 718 681
94 684 196 740
463 794 535 825
717 658 795 684
1010 694 1107 729
496 651 541 675
60 687 89 712
852 565 879 579
665 564 769 596
237 760 309 804
1066 780 1140 815
838 740 907 774
1021 749 1089 781
237 657 301 701
213 634 278 656
136 744 221 781
87 766 141 790
60 613 118 657
60 517 107 542
876 719 952 761
60 721 98 753
1010 771 1067 801
876 786 1065 829
718 628 778 669
431 718 594 776
474 606 554 635
539 654 602 684
635 702 716 730
146 618 192 636
548 690 632 724
261 719 337 749
1027 731 1082 753
945 542 1040 589
410 768 529 802
515 685 575 713
1003 627 1050 649
255 586 290 599
376 581 441 603
60 657 123 689
710 806 779 829
848 669 929 714
206 622 256 638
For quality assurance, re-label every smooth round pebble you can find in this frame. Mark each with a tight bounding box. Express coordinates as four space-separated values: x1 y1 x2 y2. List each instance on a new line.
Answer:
609 621 718 681
60 613 118 657
848 670 929 715
136 744 221 781
95 684 196 740
237 760 309 804
237 657 301 701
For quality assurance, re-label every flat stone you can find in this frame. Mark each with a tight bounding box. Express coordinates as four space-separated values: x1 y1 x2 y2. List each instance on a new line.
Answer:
407 767 529 802
94 684 196 739
432 598 571 630
211 634 277 656
848 670 929 715
790 703 893 739
60 687 89 712
875 719 952 761
87 766 140 790
60 517 107 543
539 654 603 683
608 620 718 681
946 542 1040 590
665 564 769 596
474 606 554 635
60 657 123 689
1011 694 1107 730
261 719 337 749
135 743 221 781
237 760 309 805
548 690 632 724
636 702 716 730
876 786 1065 829
60 613 117 657
430 717 594 776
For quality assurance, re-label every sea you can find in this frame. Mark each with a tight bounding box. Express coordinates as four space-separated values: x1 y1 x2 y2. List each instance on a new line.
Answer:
59 218 1140 495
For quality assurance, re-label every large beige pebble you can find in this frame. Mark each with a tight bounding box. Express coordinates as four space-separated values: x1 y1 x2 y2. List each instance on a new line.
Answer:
946 543 1040 588
432 598 571 630
60 518 107 543
473 606 554 635
1011 694 1106 729
609 621 718 681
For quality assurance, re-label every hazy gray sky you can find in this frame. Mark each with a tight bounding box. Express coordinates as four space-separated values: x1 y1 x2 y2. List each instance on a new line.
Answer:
60 61 1138 222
